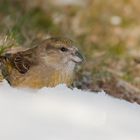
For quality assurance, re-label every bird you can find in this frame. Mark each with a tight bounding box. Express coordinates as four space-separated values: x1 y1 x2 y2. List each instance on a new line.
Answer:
0 37 84 88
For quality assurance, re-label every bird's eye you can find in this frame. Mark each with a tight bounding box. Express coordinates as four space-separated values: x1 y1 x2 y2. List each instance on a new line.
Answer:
60 47 68 52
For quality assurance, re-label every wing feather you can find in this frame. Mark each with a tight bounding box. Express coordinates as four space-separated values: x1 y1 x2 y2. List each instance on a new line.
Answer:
2 48 36 74
14 54 31 74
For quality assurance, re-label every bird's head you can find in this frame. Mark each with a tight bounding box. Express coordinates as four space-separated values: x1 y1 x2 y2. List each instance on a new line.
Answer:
38 37 84 71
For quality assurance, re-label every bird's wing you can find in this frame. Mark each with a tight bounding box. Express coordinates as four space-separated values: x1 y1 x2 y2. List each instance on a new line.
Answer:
1 48 36 74
13 53 31 74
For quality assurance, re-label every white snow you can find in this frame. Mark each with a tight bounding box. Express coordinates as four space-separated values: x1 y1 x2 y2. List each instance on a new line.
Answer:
0 81 140 140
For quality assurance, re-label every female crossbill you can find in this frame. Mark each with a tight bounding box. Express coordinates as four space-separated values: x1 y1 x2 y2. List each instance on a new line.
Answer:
0 37 84 88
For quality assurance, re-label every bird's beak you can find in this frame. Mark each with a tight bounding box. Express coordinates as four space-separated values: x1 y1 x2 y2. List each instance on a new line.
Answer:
71 50 85 64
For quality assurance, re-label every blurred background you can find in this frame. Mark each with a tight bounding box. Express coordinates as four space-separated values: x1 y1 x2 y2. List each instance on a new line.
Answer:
0 0 140 103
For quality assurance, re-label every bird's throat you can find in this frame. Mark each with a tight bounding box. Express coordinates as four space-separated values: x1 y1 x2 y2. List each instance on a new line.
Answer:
47 70 74 87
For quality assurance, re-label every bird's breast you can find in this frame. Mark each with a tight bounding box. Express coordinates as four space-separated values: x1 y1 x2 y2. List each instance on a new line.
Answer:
8 66 74 88
46 70 74 87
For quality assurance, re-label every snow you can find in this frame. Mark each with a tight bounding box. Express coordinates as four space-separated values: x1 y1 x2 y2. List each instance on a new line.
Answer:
0 81 140 140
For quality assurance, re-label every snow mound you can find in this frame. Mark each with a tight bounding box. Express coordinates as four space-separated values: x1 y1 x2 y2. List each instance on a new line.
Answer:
0 81 140 140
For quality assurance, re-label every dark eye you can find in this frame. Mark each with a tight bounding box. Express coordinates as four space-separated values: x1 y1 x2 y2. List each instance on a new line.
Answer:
60 47 68 52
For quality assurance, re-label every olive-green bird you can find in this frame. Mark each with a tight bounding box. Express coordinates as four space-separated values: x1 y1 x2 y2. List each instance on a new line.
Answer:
0 37 84 88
